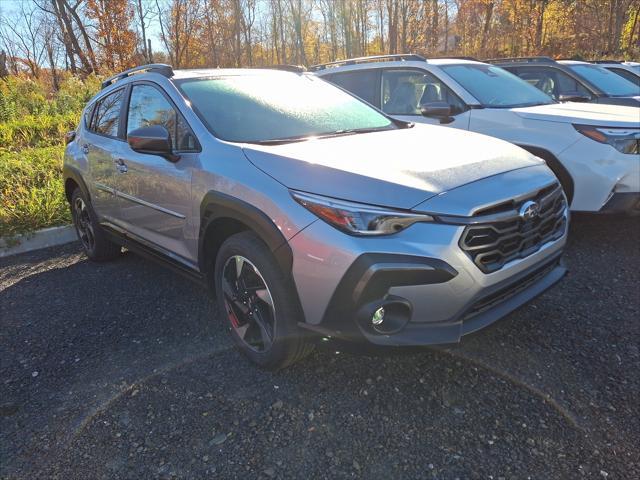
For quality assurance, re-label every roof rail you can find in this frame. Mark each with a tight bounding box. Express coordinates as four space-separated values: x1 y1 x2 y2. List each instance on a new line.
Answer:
309 54 426 71
427 56 480 61
590 60 623 64
485 56 555 64
101 64 174 89
268 64 307 73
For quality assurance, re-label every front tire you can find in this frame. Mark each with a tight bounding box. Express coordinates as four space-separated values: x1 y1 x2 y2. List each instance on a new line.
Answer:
214 231 313 370
70 188 121 261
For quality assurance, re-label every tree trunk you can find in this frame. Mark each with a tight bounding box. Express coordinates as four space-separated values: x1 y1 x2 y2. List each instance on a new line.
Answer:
479 1 494 53
137 0 149 62
387 0 398 54
61 0 98 73
0 50 8 78
50 0 77 73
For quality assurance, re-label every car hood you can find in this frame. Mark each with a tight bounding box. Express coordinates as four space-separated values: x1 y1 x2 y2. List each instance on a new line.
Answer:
512 102 640 127
241 124 542 209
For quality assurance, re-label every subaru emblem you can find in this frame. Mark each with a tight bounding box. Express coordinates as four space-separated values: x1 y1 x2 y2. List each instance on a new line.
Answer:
519 201 540 221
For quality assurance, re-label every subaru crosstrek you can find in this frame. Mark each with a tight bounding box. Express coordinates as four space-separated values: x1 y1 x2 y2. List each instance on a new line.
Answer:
313 55 640 214
63 64 568 369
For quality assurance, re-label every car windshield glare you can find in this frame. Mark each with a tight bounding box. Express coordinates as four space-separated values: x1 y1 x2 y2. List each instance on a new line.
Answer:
567 64 639 96
176 73 394 143
441 64 555 108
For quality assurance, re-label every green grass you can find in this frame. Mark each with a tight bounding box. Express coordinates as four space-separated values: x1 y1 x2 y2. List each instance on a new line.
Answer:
0 74 99 239
0 146 71 237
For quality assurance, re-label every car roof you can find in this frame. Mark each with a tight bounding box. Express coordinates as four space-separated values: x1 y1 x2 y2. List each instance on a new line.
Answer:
426 58 485 66
595 61 640 67
171 68 302 80
557 60 590 65
313 57 486 74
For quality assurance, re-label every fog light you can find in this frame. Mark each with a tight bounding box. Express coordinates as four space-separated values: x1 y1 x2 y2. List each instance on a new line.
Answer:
372 307 385 325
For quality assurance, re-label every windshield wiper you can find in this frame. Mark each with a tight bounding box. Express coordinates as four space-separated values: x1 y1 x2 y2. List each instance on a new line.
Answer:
317 126 395 139
251 135 311 146
249 126 395 145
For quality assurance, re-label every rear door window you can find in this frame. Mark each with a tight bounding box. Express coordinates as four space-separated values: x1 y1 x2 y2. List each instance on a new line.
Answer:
326 70 381 107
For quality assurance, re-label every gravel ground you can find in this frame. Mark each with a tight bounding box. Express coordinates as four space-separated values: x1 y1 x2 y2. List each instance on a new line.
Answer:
1 215 638 479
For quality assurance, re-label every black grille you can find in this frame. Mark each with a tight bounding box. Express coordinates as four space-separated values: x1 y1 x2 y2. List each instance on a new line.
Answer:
460 184 567 273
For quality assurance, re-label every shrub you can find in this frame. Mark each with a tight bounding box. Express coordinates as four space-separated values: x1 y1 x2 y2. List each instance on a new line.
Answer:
0 146 70 237
0 74 101 122
0 114 79 151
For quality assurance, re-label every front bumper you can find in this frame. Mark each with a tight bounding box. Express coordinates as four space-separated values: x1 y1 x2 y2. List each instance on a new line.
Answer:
298 250 565 346
558 137 640 213
288 212 568 347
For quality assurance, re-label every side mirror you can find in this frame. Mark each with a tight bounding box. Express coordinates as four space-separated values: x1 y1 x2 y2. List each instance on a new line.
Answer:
420 102 454 124
558 92 590 103
127 125 180 162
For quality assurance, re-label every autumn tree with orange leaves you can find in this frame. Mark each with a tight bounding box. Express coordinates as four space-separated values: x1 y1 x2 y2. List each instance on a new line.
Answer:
0 0 638 83
85 0 138 71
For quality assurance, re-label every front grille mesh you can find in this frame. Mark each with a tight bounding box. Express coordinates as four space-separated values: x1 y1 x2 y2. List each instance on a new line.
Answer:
460 183 567 273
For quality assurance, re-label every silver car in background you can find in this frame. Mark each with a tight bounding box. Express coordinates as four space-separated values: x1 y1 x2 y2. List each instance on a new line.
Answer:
63 64 568 369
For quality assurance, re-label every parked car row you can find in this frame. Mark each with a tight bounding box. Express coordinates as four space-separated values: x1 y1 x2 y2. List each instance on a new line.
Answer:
62 59 638 369
312 54 639 214
590 60 640 86
486 56 640 106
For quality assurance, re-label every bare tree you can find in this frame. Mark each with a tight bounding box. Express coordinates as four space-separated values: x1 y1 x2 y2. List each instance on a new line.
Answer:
0 3 47 77
134 0 158 62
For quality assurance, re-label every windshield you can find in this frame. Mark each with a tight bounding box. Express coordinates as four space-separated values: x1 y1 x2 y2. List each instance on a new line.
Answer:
567 64 639 96
177 73 394 143
440 64 555 107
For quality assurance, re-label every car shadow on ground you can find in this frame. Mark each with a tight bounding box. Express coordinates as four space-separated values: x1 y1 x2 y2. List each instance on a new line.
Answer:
1 215 638 479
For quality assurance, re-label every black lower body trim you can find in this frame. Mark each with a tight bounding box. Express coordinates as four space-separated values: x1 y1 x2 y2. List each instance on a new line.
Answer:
101 223 206 287
315 253 458 341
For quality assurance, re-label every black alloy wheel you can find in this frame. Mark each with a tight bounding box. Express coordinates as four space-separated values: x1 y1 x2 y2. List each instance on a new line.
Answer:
221 255 276 353
73 195 96 254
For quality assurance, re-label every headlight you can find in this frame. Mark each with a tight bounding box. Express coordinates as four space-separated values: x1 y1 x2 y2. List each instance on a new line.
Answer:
291 191 434 235
574 124 640 154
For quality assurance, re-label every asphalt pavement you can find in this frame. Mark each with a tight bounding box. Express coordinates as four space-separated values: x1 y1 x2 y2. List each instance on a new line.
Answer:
1 215 638 479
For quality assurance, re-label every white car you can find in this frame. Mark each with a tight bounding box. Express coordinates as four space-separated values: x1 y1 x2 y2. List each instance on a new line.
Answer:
590 60 640 87
312 55 640 214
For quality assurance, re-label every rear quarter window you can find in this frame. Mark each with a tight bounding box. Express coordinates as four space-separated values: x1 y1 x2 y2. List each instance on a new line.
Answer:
91 89 124 138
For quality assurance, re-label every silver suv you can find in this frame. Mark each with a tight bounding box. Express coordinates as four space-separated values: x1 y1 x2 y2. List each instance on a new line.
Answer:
63 64 568 369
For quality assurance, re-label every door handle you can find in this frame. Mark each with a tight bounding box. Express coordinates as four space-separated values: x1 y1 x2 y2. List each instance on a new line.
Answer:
114 158 128 173
82 144 90 154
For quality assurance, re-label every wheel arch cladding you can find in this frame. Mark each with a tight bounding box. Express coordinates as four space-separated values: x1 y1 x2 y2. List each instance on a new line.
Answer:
63 165 91 203
198 191 294 275
517 145 574 204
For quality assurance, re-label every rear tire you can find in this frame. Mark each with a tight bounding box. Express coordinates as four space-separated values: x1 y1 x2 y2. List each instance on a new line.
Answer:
70 188 121 261
214 231 313 370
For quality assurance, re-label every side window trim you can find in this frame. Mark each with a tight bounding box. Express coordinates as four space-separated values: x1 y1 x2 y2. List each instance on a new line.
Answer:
380 67 470 116
84 102 96 130
125 80 201 153
87 87 127 142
